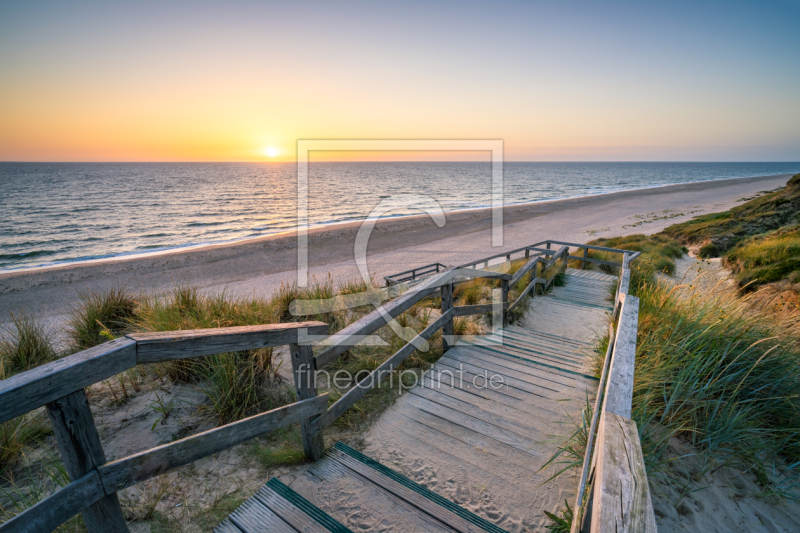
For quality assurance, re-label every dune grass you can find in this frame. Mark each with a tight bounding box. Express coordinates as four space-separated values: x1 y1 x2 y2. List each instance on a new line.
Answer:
725 223 800 291
0 313 59 378
1 315 59 472
67 288 137 350
664 172 800 257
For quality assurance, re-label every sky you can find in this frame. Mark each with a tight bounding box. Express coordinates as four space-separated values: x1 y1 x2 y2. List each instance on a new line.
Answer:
1 0 799 162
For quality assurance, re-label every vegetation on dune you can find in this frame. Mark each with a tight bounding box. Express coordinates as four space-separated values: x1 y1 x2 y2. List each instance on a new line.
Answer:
663 172 800 258
586 233 686 287
67 288 137 350
0 313 59 378
1 315 58 472
545 220 800 533
725 223 800 291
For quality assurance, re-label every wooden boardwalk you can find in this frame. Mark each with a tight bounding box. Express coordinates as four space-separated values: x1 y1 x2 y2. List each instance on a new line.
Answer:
217 268 617 533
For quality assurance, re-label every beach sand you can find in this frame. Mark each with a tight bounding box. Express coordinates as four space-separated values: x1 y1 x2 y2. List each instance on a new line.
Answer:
0 173 792 336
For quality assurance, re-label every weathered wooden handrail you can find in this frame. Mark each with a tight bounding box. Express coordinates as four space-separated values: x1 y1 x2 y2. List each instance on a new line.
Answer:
0 321 327 533
310 310 454 433
0 322 328 425
569 254 656 533
98 395 329 493
384 262 447 286
314 267 512 368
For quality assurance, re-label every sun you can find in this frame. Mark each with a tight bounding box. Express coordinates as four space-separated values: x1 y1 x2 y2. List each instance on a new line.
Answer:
263 146 279 158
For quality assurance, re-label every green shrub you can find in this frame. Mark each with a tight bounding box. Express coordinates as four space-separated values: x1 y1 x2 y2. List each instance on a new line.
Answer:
68 288 137 349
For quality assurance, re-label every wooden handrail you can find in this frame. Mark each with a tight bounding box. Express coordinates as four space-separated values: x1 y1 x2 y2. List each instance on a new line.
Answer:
99 395 328 493
0 321 327 533
0 322 328 425
311 310 454 433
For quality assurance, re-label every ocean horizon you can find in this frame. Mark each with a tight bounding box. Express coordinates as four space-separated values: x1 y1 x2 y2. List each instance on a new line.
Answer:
2 161 799 272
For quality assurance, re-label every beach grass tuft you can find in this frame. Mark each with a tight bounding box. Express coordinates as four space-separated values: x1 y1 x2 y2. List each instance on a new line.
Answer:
68 288 137 349
0 313 59 378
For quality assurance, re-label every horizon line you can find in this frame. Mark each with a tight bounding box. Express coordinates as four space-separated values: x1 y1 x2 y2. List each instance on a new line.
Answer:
2 160 800 164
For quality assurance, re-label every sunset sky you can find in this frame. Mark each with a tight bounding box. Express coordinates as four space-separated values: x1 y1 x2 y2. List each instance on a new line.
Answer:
1 1 799 162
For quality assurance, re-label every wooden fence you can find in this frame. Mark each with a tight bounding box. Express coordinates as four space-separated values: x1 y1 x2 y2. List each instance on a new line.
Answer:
0 239 645 533
569 253 658 533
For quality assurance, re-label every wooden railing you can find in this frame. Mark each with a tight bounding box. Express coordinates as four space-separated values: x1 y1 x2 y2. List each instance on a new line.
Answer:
383 262 447 286
569 253 657 533
0 322 328 533
0 239 646 533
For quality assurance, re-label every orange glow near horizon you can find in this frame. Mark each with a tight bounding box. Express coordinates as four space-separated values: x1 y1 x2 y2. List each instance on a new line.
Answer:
1 3 798 162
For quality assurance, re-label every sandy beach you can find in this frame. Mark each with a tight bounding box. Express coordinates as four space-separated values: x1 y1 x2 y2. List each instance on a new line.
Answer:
0 173 792 336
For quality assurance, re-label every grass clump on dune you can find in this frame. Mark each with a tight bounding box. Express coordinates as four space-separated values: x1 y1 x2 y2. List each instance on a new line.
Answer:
628 277 800 484
586 233 686 288
67 288 137 349
0 315 57 471
725 223 800 291
0 313 59 377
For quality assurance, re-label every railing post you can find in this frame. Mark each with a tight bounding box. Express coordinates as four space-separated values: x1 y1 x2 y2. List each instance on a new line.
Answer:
46 390 129 533
290 343 324 461
501 278 509 327
441 282 454 351
525 248 530 258
582 246 589 270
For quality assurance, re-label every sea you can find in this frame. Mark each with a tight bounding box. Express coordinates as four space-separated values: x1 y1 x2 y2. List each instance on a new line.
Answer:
1 162 799 271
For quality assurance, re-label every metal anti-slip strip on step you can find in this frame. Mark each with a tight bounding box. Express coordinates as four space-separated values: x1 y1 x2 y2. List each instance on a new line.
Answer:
265 478 354 533
333 442 508 533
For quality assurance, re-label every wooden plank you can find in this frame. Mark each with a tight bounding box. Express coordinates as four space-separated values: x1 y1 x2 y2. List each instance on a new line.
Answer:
131 322 328 363
547 240 631 256
253 483 338 533
411 385 545 436
228 498 297 533
603 295 639 418
419 374 562 430
454 241 548 270
619 268 631 297
0 337 136 424
99 395 328 492
453 302 508 317
402 395 545 458
444 350 586 393
453 267 512 281
567 256 620 268
46 390 128 532
306 459 458 533
290 343 325 461
214 518 245 533
312 309 454 432
441 282 454 351
0 471 106 533
509 256 542 286
314 284 439 368
590 412 657 533
329 447 504 533
500 279 509 327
